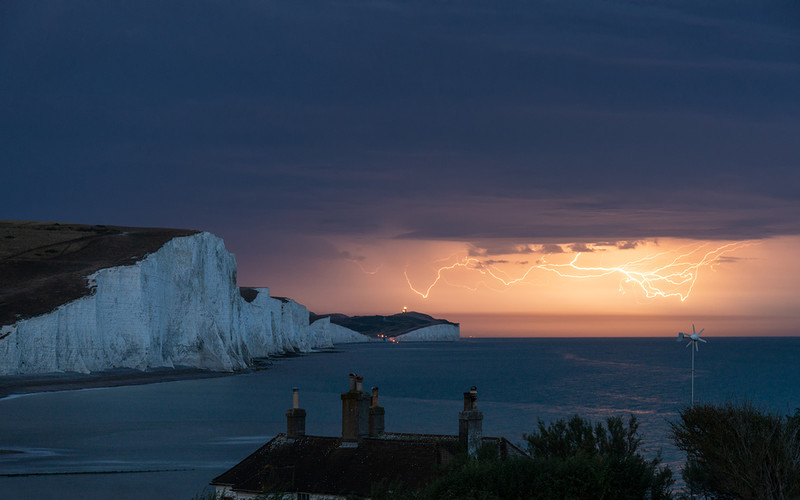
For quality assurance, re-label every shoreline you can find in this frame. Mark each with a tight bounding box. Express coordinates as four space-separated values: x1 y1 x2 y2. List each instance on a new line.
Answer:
0 366 237 400
0 349 343 400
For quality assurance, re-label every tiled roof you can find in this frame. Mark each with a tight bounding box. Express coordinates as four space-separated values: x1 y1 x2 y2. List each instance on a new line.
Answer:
212 433 526 497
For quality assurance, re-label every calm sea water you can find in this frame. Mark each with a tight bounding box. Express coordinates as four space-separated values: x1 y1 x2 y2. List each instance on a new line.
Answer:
1 337 799 499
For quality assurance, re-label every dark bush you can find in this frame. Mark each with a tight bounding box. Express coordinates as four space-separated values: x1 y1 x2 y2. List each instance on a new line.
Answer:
670 402 800 499
419 415 673 500
525 415 673 500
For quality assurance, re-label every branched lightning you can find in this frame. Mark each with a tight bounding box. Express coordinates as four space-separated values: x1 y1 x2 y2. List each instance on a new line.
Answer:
404 241 753 301
347 259 382 275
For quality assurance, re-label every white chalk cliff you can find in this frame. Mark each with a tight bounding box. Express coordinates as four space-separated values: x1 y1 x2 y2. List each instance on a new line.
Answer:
395 324 460 342
324 322 370 344
0 232 336 375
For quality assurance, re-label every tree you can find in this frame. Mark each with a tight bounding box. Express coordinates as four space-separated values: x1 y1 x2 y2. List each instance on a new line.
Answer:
670 402 800 499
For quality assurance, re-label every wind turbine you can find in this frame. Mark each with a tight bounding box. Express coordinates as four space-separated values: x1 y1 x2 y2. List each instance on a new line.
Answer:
677 324 706 407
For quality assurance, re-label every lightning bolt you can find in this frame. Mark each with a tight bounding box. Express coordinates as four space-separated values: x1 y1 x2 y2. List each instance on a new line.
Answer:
345 257 382 275
404 241 753 301
354 262 382 275
403 259 476 298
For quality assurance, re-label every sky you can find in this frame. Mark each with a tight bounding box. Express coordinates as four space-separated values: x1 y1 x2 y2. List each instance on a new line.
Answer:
2 1 799 336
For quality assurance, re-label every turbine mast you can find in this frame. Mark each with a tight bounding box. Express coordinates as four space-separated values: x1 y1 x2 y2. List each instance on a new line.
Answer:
677 324 706 407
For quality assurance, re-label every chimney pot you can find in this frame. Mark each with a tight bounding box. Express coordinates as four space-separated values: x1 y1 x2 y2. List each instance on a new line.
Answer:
462 386 478 410
369 387 385 437
356 376 364 392
371 387 379 407
286 387 306 439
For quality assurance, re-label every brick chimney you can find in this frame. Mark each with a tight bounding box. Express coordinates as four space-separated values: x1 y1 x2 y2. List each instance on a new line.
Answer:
369 386 385 436
458 386 483 457
341 374 370 444
286 387 306 440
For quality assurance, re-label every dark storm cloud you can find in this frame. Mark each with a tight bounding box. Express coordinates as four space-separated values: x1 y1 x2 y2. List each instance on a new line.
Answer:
482 259 509 266
472 259 512 271
568 243 595 253
2 0 799 251
393 190 800 243
539 244 565 255
593 241 642 250
714 256 749 265
614 241 641 250
468 243 534 257
338 250 366 262
464 238 646 257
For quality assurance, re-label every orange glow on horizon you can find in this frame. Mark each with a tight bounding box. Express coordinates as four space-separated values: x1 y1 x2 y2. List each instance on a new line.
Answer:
447 312 799 338
241 236 800 337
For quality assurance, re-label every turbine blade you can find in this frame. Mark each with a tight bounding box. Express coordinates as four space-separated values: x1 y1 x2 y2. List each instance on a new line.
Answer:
699 337 707 343
693 324 696 335
686 341 692 348
698 328 705 335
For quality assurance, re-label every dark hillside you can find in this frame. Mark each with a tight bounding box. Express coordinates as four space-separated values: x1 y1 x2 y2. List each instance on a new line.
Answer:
309 311 457 338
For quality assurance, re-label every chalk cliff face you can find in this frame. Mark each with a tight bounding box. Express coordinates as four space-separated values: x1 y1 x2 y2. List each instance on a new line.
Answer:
0 232 332 375
395 324 460 342
325 322 370 343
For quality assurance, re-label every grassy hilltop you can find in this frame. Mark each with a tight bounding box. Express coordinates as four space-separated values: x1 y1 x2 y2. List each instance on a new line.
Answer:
310 311 458 338
0 220 198 327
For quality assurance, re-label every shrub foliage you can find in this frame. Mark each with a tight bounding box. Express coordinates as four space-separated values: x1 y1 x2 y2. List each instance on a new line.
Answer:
417 414 673 500
670 402 800 499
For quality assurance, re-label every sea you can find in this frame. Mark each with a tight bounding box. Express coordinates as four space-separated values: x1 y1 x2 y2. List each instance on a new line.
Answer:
1 337 799 499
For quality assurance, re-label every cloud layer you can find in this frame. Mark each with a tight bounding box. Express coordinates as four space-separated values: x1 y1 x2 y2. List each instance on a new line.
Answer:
2 0 798 250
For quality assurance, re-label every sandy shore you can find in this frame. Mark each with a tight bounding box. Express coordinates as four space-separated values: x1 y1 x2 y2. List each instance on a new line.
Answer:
0 366 236 400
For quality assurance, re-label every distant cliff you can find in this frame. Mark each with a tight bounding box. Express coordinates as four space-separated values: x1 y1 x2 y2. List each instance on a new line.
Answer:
0 226 333 375
310 311 459 342
394 323 460 342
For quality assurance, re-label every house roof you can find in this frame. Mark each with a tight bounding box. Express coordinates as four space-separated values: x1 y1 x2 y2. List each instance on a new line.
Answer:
212 432 526 497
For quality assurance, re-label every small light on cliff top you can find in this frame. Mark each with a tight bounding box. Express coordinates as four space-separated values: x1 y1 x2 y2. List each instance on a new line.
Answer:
402 306 407 313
